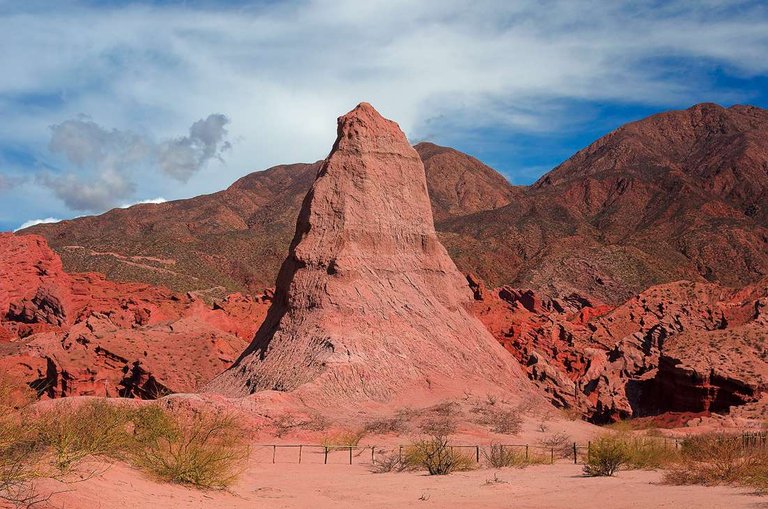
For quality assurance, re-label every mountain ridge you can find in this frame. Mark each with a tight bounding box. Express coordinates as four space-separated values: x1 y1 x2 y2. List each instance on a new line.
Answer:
23 102 768 304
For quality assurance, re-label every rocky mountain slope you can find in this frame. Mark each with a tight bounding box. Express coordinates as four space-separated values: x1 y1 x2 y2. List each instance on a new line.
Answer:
25 103 768 305
444 103 768 303
0 233 270 398
7 102 768 423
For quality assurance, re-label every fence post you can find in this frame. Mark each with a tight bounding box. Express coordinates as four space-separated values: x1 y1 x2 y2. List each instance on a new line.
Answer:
399 446 403 464
525 445 529 461
272 445 276 464
476 446 480 463
349 446 353 465
299 445 302 464
371 446 375 464
573 442 577 464
551 447 554 464
324 446 328 465
587 441 591 461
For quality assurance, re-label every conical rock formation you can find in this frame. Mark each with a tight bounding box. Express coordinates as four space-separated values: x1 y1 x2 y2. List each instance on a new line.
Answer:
209 103 528 403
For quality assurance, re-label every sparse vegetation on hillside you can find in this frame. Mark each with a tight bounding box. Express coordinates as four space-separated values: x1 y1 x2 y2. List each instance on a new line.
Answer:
131 409 250 489
470 400 523 435
322 430 367 451
664 433 768 491
0 380 251 505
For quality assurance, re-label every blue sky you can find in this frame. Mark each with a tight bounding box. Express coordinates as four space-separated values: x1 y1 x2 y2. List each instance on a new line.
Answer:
1 0 768 231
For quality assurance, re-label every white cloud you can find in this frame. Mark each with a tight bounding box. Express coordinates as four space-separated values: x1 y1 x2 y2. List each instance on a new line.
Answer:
40 114 229 211
0 0 767 225
14 216 61 232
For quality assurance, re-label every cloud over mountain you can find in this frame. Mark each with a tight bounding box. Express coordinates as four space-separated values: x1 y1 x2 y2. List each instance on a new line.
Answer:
1 0 768 229
40 114 230 211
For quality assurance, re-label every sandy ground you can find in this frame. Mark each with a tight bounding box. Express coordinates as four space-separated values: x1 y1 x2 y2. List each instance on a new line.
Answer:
35 454 767 509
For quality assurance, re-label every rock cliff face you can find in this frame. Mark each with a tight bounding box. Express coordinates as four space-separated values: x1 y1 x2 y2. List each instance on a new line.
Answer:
208 103 529 404
471 275 768 422
0 233 270 398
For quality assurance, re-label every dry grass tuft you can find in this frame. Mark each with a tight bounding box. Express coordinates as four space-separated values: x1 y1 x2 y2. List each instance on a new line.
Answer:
663 433 768 490
36 401 135 471
130 408 250 489
483 444 547 468
321 430 367 451
405 436 476 475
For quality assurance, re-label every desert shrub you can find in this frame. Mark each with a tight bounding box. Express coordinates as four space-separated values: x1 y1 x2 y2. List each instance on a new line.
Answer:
472 406 522 435
3 398 251 494
270 412 329 437
371 450 409 473
0 413 48 507
364 416 408 435
0 376 36 412
395 407 418 420
538 432 572 459
322 429 366 451
419 416 458 437
483 444 531 468
560 406 583 421
583 435 628 476
271 413 302 438
663 433 768 488
35 400 135 471
130 409 250 489
406 435 475 475
622 436 678 470
429 401 461 418
303 413 331 432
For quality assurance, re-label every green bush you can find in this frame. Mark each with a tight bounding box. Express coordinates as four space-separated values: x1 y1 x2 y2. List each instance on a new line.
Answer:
584 435 628 476
4 398 251 493
36 400 134 471
130 409 250 489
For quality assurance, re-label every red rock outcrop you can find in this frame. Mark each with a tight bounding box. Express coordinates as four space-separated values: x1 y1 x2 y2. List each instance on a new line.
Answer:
208 103 530 405
0 233 270 398
471 275 768 422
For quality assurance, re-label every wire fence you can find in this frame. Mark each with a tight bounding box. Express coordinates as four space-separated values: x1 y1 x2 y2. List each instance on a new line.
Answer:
249 442 597 466
250 433 768 467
